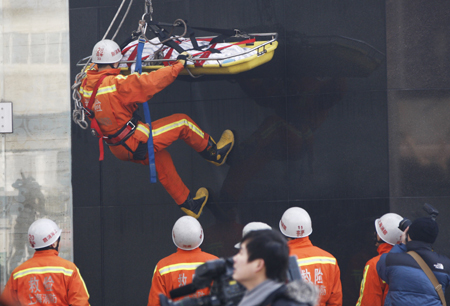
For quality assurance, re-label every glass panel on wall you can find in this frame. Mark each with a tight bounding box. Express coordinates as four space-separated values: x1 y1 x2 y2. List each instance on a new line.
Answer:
0 0 72 289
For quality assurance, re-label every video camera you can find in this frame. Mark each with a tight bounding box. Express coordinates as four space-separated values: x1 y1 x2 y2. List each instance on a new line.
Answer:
159 256 301 306
159 257 244 306
398 203 439 231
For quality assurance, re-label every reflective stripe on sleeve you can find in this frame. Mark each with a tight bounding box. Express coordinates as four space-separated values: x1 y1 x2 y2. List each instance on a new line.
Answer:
81 85 117 99
297 256 337 266
158 262 204 276
356 265 370 306
76 268 90 298
96 85 117 96
152 265 158 281
152 119 204 138
136 123 150 138
13 266 74 279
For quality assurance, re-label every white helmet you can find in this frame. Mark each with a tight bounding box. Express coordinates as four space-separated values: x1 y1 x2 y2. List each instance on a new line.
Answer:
375 213 403 245
235 222 272 248
172 216 204 251
279 207 312 238
91 39 123 64
28 219 62 249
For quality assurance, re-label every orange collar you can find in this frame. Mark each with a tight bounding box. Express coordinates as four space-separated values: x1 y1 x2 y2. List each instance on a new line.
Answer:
176 247 202 254
87 67 120 77
33 249 59 257
287 236 313 248
377 243 393 255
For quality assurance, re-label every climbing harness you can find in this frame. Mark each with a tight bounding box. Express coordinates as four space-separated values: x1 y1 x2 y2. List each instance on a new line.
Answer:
81 74 110 161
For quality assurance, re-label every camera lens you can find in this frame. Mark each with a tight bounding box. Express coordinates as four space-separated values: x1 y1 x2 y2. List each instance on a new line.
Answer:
398 218 412 232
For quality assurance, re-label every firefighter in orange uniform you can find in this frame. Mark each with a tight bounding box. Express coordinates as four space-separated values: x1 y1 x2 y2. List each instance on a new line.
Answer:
148 216 218 306
80 40 234 218
355 213 403 306
0 219 89 306
279 207 342 306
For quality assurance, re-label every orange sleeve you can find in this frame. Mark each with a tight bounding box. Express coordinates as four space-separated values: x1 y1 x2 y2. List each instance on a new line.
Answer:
67 267 90 306
113 62 184 105
355 262 386 306
326 263 343 306
0 275 21 306
148 264 166 306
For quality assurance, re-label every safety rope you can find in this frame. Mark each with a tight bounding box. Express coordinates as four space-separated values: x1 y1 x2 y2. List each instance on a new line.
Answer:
135 36 157 183
110 0 134 41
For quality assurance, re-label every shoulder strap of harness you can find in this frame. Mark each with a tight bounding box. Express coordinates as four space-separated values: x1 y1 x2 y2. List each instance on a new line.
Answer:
84 74 110 161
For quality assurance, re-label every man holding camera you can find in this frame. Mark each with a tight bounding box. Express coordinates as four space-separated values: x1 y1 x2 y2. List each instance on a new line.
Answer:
233 229 318 306
376 216 450 306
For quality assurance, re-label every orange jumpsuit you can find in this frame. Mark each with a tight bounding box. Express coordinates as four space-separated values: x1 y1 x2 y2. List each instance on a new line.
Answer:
0 250 89 306
288 237 342 306
356 243 393 306
148 248 218 306
79 63 209 204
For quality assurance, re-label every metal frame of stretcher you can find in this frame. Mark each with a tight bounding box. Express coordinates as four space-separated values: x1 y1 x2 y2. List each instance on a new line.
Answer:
77 32 278 76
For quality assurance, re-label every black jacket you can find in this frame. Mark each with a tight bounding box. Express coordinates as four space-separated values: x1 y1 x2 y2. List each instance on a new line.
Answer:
259 280 318 306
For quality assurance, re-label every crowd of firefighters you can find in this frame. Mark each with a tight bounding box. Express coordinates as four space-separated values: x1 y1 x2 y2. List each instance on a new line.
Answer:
0 205 404 306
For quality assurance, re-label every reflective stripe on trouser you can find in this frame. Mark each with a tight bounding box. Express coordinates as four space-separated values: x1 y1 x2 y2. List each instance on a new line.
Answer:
109 114 209 204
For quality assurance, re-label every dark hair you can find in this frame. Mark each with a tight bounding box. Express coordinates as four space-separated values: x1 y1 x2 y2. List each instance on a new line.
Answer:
241 229 289 282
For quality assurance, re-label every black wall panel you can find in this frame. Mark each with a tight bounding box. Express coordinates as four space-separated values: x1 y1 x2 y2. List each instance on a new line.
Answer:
69 1 398 305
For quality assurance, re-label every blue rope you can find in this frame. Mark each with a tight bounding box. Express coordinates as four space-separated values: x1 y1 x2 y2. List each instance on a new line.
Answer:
136 36 157 183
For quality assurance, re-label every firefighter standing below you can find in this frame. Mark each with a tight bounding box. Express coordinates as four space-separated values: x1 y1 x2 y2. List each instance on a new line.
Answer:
355 213 403 306
279 207 342 306
148 216 218 306
80 40 234 218
0 219 90 306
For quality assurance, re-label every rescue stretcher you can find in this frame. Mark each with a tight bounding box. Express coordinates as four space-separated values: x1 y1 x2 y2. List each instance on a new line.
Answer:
76 32 278 76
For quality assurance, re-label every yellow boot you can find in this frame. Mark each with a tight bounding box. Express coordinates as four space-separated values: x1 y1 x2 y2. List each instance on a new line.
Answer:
199 130 234 166
180 187 209 219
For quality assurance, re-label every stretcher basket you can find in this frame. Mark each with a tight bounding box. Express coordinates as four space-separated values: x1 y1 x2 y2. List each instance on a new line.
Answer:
77 32 278 76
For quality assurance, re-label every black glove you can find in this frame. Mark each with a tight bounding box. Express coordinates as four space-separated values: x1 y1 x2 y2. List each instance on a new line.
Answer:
176 51 191 67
